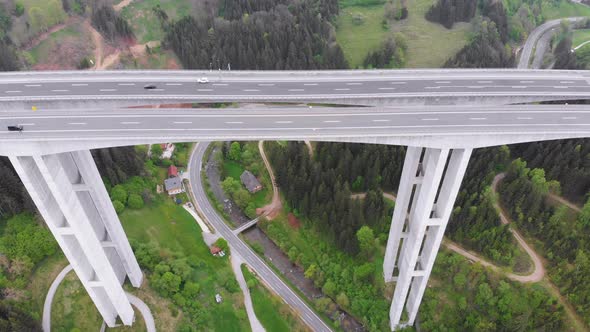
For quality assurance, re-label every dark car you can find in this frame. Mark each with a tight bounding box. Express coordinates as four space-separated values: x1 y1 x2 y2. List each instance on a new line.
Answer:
7 125 23 132
143 84 157 90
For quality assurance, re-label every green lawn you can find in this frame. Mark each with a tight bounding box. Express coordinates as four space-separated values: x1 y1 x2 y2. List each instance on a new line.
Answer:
119 198 251 332
120 0 192 44
241 265 309 332
20 0 68 36
542 1 590 20
224 160 246 180
336 0 471 68
573 29 590 50
336 5 391 68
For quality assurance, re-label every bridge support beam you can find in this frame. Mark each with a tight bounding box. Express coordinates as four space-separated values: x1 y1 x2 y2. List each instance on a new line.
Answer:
384 146 471 330
9 150 142 327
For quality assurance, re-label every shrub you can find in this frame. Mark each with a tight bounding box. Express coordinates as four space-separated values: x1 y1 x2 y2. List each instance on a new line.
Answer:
127 193 144 209
113 200 125 214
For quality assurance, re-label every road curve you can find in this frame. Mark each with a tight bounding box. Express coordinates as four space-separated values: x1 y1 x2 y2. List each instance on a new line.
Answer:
188 142 332 332
518 17 587 69
491 173 545 283
43 264 74 332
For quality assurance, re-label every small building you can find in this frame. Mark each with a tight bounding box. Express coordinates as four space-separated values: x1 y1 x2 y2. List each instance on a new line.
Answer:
164 177 184 196
240 170 262 193
168 165 178 178
215 293 222 303
210 245 222 255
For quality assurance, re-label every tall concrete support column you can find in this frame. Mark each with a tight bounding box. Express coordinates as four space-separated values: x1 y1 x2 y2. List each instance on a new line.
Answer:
383 147 472 330
9 150 142 327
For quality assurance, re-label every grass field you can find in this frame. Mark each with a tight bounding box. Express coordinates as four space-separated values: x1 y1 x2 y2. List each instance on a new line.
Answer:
241 265 309 332
573 29 590 50
120 0 192 44
336 0 470 68
336 5 391 68
119 198 251 331
542 1 590 20
27 25 84 65
20 0 67 36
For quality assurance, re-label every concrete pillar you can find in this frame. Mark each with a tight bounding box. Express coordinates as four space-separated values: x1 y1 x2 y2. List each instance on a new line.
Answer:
9 150 142 327
384 147 472 330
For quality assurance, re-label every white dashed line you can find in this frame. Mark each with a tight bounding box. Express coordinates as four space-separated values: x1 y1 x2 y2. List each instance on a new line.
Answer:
51 89 69 92
288 89 304 92
68 122 87 125
372 119 390 122
258 83 275 86
18 123 35 126
520 81 534 83
153 89 164 91
517 117 533 120
469 117 487 120
553 86 568 89
197 89 213 92
71 83 88 86
425 86 440 89
468 86 485 89
5 90 21 93
213 83 228 86
378 87 396 90
421 118 439 121
275 121 293 124
333 88 350 91
225 121 244 124
303 83 318 86
562 116 577 120
477 81 492 84
173 121 192 124
100 89 117 92
25 84 41 87
390 82 407 84
118 83 135 86
165 83 183 86
511 86 527 89
435 81 451 84
560 81 574 84
346 82 363 85
121 121 140 124
323 120 341 123
243 89 259 92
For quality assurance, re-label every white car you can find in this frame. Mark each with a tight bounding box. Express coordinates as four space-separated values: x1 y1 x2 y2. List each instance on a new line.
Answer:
197 77 209 84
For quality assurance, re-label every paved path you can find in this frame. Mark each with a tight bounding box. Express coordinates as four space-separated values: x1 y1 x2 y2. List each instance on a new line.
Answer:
43 265 73 332
43 264 155 332
491 173 545 282
230 252 265 332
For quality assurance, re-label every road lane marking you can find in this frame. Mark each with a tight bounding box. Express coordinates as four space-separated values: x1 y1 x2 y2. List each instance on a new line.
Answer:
100 89 117 92
51 89 69 92
258 83 275 86
323 120 341 123
378 87 396 90
71 83 88 86
562 116 577 120
477 81 492 84
346 82 363 85
153 88 164 91
25 84 41 87
68 122 87 125
435 81 451 84
117 83 135 86
517 117 533 120
390 81 406 84
520 80 534 83
469 117 487 120
421 118 439 121
560 81 574 84
553 86 568 89
212 83 228 86
18 123 34 126
5 90 22 93
121 121 140 124
243 89 259 92
303 83 318 86
165 83 183 86
288 89 304 92
333 88 350 91
173 121 192 124
468 86 485 89
372 119 390 122
225 121 244 124
511 86 527 88
197 89 213 92
275 121 293 124
425 86 440 89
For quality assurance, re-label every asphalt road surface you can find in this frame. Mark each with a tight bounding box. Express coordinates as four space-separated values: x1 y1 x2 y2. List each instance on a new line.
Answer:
188 142 332 332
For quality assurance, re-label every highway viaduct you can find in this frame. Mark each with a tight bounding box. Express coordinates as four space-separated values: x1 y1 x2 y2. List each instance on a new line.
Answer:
1 69 590 330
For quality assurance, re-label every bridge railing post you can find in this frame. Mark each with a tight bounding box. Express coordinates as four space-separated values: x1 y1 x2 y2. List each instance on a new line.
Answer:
384 146 472 330
9 150 142 327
